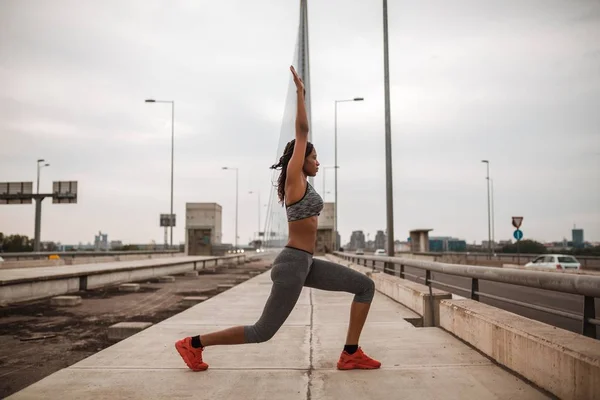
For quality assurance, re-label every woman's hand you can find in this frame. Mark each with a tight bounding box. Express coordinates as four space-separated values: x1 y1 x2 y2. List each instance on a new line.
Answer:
290 65 305 94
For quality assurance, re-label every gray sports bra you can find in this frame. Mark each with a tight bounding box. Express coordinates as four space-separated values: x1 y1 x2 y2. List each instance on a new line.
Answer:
285 182 324 222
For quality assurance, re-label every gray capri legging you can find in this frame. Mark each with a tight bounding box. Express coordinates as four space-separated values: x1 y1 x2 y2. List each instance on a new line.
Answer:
244 247 375 343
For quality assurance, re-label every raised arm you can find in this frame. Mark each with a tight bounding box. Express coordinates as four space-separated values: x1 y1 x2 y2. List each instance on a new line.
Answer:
286 66 309 185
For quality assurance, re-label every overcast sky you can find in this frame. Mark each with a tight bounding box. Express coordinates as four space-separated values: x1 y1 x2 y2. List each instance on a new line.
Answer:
1 0 599 246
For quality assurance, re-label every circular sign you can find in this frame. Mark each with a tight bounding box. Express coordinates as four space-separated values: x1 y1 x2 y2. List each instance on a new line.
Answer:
513 229 523 241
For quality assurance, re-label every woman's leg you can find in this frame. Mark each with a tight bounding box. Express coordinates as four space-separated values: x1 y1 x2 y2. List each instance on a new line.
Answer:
304 258 380 369
193 249 311 347
175 249 311 371
304 258 375 345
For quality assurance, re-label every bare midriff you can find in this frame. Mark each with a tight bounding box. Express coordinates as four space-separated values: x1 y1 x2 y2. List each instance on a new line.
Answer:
286 215 318 254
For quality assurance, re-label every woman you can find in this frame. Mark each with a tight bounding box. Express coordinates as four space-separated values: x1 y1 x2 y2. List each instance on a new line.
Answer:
175 66 380 371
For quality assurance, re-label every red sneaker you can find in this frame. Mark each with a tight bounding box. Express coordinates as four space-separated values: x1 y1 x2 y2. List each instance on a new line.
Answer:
175 337 209 371
337 347 381 370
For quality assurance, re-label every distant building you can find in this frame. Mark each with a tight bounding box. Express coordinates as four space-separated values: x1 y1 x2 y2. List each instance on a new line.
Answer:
349 231 366 250
572 229 584 247
374 230 386 250
110 240 123 250
429 236 467 252
409 229 432 253
94 231 109 251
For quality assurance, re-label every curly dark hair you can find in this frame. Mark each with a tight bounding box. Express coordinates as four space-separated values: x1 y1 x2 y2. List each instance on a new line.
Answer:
270 139 314 205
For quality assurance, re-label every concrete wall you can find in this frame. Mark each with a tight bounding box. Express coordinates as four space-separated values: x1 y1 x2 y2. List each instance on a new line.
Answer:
317 202 334 229
0 277 80 304
440 299 600 400
0 252 183 270
1 256 245 305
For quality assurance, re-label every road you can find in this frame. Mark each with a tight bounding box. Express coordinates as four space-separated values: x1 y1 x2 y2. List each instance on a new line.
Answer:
368 260 599 338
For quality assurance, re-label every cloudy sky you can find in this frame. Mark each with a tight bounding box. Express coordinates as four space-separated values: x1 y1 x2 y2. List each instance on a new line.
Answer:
1 0 599 247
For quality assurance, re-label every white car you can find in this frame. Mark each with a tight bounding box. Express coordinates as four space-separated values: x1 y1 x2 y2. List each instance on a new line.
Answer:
374 249 387 256
355 249 364 255
525 254 581 270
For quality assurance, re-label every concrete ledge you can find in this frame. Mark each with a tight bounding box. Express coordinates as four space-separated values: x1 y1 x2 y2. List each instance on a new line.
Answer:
50 296 82 306
119 283 140 292
327 255 451 327
181 296 209 306
217 283 235 292
440 299 600 400
180 288 214 296
370 272 451 327
157 276 175 283
107 322 153 341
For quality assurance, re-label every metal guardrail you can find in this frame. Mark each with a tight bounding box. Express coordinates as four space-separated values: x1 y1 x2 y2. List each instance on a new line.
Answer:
412 251 600 269
0 250 181 261
334 252 600 339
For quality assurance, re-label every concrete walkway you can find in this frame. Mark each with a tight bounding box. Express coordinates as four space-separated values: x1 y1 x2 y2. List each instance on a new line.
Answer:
7 268 549 399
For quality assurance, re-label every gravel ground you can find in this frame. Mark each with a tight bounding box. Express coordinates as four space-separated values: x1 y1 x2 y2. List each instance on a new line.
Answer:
0 256 274 398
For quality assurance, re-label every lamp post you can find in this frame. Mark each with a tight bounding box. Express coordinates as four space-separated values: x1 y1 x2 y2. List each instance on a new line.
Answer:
334 98 364 250
145 99 175 248
249 191 261 243
222 167 239 249
482 160 492 257
382 0 396 260
36 159 50 194
491 178 496 250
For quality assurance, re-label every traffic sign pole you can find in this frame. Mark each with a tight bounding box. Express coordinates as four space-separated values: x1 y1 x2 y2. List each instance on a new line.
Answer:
512 217 524 265
513 229 524 265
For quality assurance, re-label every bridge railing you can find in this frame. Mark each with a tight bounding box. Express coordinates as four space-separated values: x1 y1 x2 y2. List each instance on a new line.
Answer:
0 250 181 261
334 252 600 339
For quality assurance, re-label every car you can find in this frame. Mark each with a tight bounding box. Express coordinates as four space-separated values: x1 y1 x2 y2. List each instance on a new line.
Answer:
374 249 387 256
525 254 581 270
355 249 364 255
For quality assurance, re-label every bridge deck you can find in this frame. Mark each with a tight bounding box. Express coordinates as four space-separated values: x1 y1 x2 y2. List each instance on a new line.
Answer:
7 267 549 399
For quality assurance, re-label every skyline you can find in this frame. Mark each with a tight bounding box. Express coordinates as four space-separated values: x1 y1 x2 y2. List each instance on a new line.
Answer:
1 0 599 245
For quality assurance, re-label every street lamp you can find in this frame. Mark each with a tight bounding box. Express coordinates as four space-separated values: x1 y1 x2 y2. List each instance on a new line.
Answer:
145 99 175 248
334 97 364 250
482 160 492 257
248 191 261 243
222 167 239 249
36 159 50 194
382 0 396 260
491 178 496 248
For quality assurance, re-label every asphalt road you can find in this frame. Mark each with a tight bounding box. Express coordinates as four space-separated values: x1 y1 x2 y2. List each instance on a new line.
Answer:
369 260 599 338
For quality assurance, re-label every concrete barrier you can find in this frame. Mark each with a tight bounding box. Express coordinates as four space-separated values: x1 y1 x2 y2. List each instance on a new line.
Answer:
370 271 452 327
50 296 82 306
440 298 600 400
1 252 183 269
326 255 451 327
0 255 245 305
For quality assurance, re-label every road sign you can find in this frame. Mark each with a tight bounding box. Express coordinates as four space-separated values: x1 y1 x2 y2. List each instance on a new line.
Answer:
513 229 523 241
52 181 78 204
0 182 33 204
512 216 523 229
160 214 176 227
